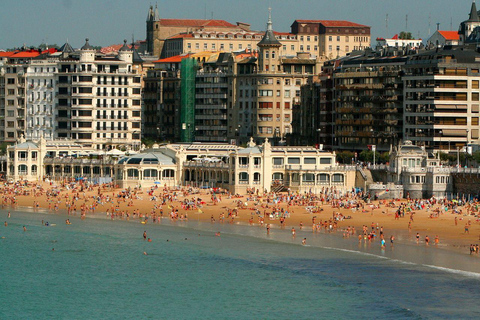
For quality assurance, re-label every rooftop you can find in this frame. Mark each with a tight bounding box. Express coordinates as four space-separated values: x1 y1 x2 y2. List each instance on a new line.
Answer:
158 19 237 28
437 30 460 41
293 20 369 28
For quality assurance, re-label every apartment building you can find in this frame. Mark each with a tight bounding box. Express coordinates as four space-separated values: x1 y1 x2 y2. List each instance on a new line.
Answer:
0 51 41 143
195 54 229 142
291 73 334 148
55 39 142 150
162 30 299 58
229 12 322 145
25 58 57 140
403 47 480 151
334 51 406 151
146 4 248 57
291 20 371 59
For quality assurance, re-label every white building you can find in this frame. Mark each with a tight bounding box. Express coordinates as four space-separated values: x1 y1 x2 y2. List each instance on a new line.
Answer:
55 39 143 150
26 58 58 140
376 34 423 49
7 138 357 194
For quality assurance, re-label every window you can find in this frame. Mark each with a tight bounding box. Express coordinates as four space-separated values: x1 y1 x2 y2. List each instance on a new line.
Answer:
329 45 332 51
239 172 248 181
300 45 304 51
337 36 340 41
332 174 344 183
204 43 208 50
302 173 315 182
320 158 332 164
291 45 295 51
304 158 316 164
288 157 300 164
284 90 290 98
328 36 332 41
195 43 199 50
273 158 284 166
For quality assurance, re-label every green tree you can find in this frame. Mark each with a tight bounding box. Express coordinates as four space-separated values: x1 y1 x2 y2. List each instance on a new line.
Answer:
399 31 413 40
336 151 354 164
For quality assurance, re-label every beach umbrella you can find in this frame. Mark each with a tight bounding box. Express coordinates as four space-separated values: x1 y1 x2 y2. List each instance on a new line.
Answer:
107 149 125 156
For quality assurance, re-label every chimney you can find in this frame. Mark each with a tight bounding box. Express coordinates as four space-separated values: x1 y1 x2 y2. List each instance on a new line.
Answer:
436 23 440 31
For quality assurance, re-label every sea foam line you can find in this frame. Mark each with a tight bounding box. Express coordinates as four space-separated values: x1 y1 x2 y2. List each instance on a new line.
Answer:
421 264 480 279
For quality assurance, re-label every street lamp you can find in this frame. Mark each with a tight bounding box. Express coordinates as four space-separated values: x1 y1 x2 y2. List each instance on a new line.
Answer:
438 130 442 151
316 128 322 148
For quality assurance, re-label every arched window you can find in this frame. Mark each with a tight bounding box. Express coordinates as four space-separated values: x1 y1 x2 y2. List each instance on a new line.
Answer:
31 165 38 175
317 174 330 184
265 50 269 58
144 169 158 179
239 172 248 181
127 169 139 179
162 169 175 179
272 172 283 181
332 174 344 183
18 165 28 175
302 173 315 182
253 172 261 182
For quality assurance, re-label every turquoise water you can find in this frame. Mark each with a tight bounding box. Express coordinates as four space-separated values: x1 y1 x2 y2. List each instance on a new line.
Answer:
1 209 479 319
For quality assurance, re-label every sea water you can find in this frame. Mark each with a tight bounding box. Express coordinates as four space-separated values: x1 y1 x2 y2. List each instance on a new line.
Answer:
1 209 479 319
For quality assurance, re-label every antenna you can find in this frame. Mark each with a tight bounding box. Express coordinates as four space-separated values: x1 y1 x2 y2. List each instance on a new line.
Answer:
385 14 389 36
450 17 453 30
204 2 206 20
211 11 213 19
405 14 408 31
428 14 431 36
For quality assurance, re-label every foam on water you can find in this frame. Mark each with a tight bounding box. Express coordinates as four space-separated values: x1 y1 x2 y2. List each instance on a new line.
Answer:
2 208 480 319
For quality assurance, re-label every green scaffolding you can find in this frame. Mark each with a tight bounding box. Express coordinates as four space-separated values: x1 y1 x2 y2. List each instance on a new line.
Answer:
180 58 197 142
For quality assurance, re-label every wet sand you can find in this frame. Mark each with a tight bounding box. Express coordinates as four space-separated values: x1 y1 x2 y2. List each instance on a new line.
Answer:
3 181 480 254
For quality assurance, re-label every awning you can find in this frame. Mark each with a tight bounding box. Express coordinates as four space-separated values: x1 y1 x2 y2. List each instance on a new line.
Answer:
442 129 467 137
434 104 467 109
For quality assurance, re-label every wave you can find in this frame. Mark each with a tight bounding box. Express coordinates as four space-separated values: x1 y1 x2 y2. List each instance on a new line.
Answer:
421 264 480 279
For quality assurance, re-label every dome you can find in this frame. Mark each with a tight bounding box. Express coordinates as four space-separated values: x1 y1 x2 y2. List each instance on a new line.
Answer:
81 38 94 50
117 152 176 165
119 39 131 52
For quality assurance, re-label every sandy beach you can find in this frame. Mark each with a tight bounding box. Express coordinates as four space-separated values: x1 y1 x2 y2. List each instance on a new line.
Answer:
2 180 480 255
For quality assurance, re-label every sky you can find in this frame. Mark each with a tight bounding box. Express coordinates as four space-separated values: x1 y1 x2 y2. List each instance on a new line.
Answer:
0 0 472 50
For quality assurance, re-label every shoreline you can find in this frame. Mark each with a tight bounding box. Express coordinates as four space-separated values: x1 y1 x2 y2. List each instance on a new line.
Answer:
3 181 480 258
8 203 480 277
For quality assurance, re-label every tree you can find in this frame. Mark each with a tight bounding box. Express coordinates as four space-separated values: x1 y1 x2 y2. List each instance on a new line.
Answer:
336 151 354 164
399 31 413 40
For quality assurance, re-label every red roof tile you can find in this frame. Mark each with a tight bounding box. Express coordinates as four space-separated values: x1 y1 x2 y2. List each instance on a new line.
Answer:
294 20 369 28
438 31 460 41
0 52 16 57
153 54 193 63
159 19 236 28
10 51 40 58
168 33 194 39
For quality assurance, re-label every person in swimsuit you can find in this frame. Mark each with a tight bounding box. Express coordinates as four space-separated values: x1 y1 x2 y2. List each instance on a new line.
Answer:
143 231 147 240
